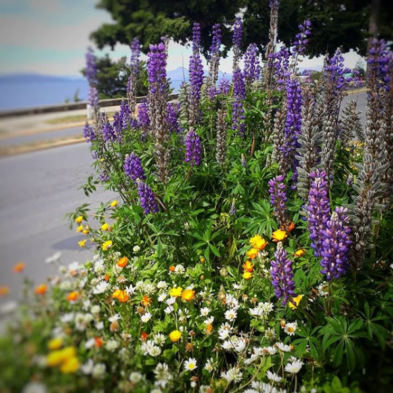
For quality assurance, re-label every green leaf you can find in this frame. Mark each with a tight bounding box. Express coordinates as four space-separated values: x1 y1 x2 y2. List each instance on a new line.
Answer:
332 339 344 367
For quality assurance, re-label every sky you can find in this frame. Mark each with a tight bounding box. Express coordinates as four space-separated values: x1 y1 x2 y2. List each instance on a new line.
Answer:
0 0 363 77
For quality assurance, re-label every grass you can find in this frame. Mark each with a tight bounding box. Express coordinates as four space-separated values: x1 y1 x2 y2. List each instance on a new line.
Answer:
46 111 116 125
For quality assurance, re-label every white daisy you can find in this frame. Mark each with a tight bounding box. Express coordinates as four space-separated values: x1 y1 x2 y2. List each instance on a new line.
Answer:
267 370 283 382
225 309 237 321
108 314 121 323
200 307 210 316
285 359 304 374
184 358 197 371
93 281 108 295
141 312 152 323
284 322 298 336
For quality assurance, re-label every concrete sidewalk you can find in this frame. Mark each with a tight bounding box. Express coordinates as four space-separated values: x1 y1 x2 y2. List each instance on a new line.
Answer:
0 105 120 141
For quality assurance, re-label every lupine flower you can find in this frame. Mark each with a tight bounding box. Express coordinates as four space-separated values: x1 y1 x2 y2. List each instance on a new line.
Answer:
85 47 98 108
189 23 204 126
101 113 115 142
124 153 146 183
83 121 95 143
137 180 159 214
218 79 230 96
232 17 243 71
113 100 131 143
127 38 141 114
292 20 311 57
268 175 288 227
270 243 296 305
147 43 167 94
216 107 227 165
185 128 202 166
272 46 290 90
206 23 222 100
320 207 352 280
244 43 260 86
307 169 331 257
167 103 179 133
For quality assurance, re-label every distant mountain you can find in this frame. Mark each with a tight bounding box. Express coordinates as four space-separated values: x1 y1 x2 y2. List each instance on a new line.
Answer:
298 65 323 72
167 66 232 92
0 73 86 83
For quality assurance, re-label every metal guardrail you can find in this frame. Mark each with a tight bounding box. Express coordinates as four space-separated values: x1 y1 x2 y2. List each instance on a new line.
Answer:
0 94 179 119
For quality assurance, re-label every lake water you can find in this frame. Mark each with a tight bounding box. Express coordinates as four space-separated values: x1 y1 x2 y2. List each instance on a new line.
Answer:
0 80 89 111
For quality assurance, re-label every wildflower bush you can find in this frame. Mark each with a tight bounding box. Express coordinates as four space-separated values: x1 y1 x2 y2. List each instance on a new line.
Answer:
1 3 393 393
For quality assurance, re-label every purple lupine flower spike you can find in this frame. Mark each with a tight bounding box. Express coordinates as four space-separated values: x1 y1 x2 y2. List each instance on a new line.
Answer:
292 20 311 57
85 47 99 109
137 180 159 215
83 121 95 142
270 243 296 305
127 38 141 114
307 169 331 257
124 153 146 183
189 23 204 125
167 103 180 133
268 175 288 227
244 43 260 85
232 17 243 71
101 113 116 142
185 128 202 166
320 207 352 280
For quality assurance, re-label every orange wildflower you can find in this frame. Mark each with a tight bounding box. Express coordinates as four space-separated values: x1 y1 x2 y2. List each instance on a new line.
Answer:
169 265 175 272
113 290 129 303
66 291 79 302
141 295 152 307
0 286 9 296
246 248 259 259
117 257 129 268
94 337 104 348
35 284 48 295
242 260 254 272
281 222 295 232
13 262 26 273
206 324 214 335
181 289 195 302
103 274 110 282
141 332 149 341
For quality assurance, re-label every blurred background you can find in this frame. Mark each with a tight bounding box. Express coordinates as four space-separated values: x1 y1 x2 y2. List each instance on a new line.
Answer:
0 0 391 313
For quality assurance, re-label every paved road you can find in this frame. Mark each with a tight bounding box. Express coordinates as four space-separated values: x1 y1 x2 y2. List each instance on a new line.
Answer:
0 125 84 148
0 143 117 308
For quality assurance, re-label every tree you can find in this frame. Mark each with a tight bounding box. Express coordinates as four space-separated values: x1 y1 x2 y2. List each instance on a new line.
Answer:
82 55 148 99
91 0 392 58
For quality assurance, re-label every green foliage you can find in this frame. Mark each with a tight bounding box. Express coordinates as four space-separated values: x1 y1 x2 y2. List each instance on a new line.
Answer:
82 55 148 99
91 0 393 57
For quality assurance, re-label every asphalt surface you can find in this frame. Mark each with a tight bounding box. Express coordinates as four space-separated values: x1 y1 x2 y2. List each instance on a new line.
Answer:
0 125 84 148
0 143 117 309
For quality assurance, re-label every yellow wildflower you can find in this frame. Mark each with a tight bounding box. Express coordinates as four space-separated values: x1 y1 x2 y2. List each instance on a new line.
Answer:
272 229 287 242
46 346 76 367
76 225 83 233
101 223 109 231
78 240 86 248
102 240 113 251
243 271 252 280
60 356 80 373
75 216 83 224
169 287 183 297
48 338 63 351
288 294 304 310
294 249 306 257
169 330 182 342
250 235 268 250
110 200 118 207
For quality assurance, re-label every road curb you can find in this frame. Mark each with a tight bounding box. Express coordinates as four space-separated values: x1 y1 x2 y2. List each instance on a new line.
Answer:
0 136 85 158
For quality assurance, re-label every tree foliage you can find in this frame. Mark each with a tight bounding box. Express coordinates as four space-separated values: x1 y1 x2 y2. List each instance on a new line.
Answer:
91 0 392 57
82 55 148 99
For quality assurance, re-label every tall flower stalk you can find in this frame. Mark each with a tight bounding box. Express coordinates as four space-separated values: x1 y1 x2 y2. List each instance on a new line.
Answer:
189 23 204 126
216 107 227 166
307 169 331 257
296 86 321 199
147 43 170 183
270 242 296 306
268 175 288 227
232 17 243 72
244 43 260 87
206 23 222 99
185 128 202 166
320 207 352 280
127 38 141 116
